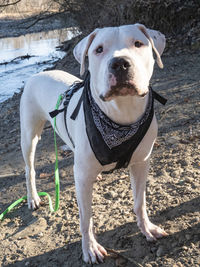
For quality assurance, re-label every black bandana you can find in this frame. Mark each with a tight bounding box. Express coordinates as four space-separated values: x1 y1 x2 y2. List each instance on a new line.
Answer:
83 72 163 171
88 83 153 149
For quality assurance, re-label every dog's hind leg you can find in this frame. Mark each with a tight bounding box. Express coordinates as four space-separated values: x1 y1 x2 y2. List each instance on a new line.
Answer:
20 99 46 209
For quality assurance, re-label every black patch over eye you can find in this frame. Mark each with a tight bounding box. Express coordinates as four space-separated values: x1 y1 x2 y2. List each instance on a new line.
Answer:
135 41 143 48
96 46 103 54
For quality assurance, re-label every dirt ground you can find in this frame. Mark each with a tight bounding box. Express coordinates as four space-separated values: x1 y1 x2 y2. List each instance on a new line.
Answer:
0 26 200 266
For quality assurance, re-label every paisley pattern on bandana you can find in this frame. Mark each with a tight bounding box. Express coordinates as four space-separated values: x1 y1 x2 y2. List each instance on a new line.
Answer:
87 87 152 149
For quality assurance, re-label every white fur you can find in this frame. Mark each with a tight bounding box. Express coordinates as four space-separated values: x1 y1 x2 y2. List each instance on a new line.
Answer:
20 24 167 264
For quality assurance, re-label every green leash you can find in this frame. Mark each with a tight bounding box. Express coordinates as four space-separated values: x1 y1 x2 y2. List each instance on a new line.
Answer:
0 95 63 221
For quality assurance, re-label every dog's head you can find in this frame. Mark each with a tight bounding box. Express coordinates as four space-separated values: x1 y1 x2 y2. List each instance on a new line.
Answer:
73 24 165 101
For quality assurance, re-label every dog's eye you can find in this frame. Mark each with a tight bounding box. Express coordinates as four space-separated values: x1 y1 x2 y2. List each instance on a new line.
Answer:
135 41 143 48
96 46 103 54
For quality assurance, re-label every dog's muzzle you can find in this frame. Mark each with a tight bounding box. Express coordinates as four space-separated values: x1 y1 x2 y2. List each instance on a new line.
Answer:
100 56 144 101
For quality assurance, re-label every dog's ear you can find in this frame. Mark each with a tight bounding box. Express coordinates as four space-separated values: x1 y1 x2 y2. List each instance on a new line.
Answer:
147 28 166 56
73 29 99 76
136 24 165 68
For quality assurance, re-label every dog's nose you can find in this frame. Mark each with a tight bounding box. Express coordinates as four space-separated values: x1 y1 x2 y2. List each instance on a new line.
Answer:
109 57 131 73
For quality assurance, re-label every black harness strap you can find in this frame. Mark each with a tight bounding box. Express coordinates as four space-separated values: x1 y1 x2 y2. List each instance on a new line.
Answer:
49 107 66 118
63 103 75 148
152 87 167 105
70 92 84 120
49 79 86 148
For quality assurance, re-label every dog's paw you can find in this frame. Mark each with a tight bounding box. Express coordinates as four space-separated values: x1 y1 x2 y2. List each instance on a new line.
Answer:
27 194 41 210
138 221 168 242
82 240 107 264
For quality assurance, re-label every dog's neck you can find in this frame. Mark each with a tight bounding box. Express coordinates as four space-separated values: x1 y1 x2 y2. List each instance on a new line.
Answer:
90 85 149 125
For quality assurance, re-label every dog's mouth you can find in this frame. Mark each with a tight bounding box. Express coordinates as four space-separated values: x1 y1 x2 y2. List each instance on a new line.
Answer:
100 82 148 101
99 72 148 101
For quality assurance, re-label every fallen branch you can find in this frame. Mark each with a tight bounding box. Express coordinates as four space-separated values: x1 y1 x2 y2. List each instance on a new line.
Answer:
106 247 143 267
0 54 34 66
11 54 33 62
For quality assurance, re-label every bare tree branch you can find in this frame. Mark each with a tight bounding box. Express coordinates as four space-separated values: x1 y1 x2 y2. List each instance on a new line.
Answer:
0 0 22 8
24 10 66 29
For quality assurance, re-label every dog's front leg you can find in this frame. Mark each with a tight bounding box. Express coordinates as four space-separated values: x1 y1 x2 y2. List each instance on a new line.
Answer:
129 159 168 241
74 166 107 264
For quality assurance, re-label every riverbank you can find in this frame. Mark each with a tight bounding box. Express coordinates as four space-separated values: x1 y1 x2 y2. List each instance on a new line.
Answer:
0 12 75 38
0 11 80 103
0 18 200 267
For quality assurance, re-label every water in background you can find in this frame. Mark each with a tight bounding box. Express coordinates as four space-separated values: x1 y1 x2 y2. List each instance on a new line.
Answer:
0 28 77 103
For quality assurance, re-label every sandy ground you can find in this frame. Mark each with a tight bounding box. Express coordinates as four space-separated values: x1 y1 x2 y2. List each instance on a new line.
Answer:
0 34 200 266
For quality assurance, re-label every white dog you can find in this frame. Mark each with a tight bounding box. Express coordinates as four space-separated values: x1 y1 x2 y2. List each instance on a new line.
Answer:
20 24 168 264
